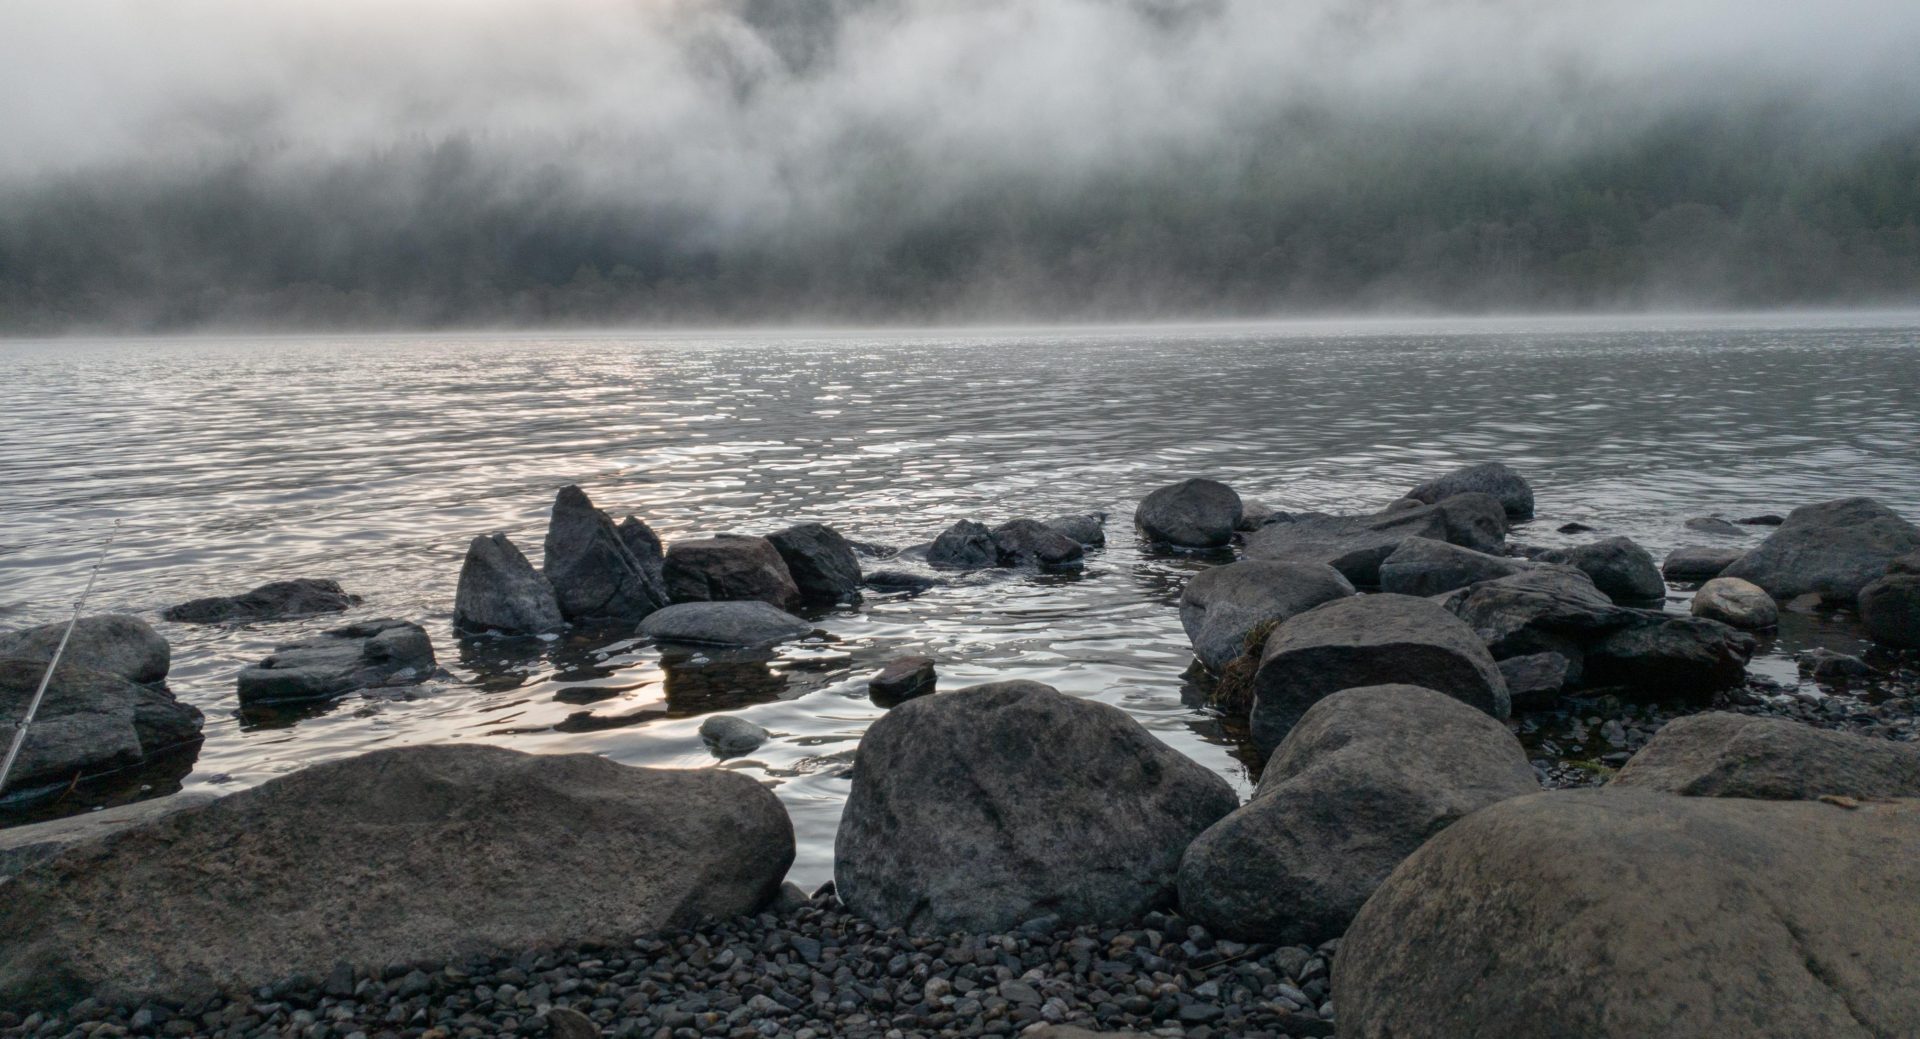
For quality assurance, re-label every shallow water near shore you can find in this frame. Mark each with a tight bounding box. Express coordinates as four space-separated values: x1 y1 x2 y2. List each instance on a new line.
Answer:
3 312 1918 884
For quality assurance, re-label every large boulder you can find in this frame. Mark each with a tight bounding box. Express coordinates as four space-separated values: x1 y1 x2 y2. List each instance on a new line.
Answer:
1405 462 1535 521
0 614 169 685
926 519 998 570
1134 479 1243 549
1721 496 1920 603
1584 615 1754 698
1243 494 1506 586
1859 572 1920 649
1178 685 1537 945
543 485 670 622
162 579 359 624
1612 713 1920 800
834 681 1237 934
1378 537 1527 597
0 744 795 1009
1661 545 1743 581
452 534 564 635
1689 576 1777 629
1178 560 1354 673
1544 536 1665 603
766 523 863 603
990 519 1085 567
1335 790 1920 1039
637 601 813 647
0 792 219 882
1249 594 1508 750
235 619 436 706
0 659 203 800
663 534 802 609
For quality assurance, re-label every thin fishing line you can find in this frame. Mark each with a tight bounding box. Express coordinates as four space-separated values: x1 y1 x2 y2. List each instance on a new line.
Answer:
0 520 123 795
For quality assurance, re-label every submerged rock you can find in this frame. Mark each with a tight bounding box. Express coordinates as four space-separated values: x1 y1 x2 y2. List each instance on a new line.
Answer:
235 619 436 705
452 533 564 635
864 570 942 595
990 519 1085 567
544 485 670 622
868 656 937 704
1043 512 1108 546
1584 615 1754 698
698 714 771 758
1612 712 1920 800
835 680 1237 934
1859 572 1920 649
1134 479 1243 549
1721 496 1920 603
162 579 359 624
0 614 169 685
767 522 864 604
1406 462 1534 521
926 519 999 570
1178 560 1354 674
1178 685 1537 946
0 744 796 1009
638 601 812 647
663 534 803 609
1249 594 1508 750
1377 537 1528 597
0 659 203 800
1690 576 1778 630
1335 791 1920 1039
1661 545 1743 581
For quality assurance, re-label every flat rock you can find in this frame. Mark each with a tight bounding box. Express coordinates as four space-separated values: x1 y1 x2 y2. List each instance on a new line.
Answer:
1859 572 1920 649
1612 712 1920 800
162 579 359 624
1178 560 1355 673
864 570 941 595
1661 545 1743 581
1441 564 1634 669
1243 494 1507 586
638 601 812 647
990 519 1085 567
1690 576 1778 629
1250 594 1508 750
1498 651 1571 710
1721 496 1920 603
0 744 795 1009
0 659 204 800
235 619 436 706
1585 615 1753 698
835 680 1237 934
1043 512 1107 546
544 486 670 622
663 534 802 609
1134 479 1243 549
453 533 564 635
1178 685 1537 945
1335 790 1920 1039
0 792 219 881
1378 537 1527 597
926 519 999 570
1405 461 1535 521
868 656 937 704
0 614 169 685
767 523 864 603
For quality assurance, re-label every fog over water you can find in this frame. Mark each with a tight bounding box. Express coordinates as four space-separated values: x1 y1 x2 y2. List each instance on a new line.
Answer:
4 0 1920 330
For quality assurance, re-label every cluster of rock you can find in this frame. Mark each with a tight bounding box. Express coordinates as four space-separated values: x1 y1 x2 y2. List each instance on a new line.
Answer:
923 514 1104 570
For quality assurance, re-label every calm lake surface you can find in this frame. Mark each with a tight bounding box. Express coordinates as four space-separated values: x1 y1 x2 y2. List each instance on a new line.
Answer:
3 313 1918 883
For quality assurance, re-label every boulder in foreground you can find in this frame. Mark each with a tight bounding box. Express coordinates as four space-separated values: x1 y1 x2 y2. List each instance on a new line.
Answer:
1177 560 1354 673
0 659 203 799
1178 685 1536 945
453 533 564 635
1405 462 1534 521
1335 790 1920 1039
1134 479 1243 549
638 601 812 647
0 614 169 685
1721 496 1920 603
0 744 795 1009
162 578 359 624
236 619 435 705
1611 712 1920 800
835 681 1237 934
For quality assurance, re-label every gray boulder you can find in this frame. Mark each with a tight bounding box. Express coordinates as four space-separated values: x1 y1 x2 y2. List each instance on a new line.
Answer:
1498 651 1571 710
453 534 564 635
1584 615 1754 699
0 744 795 1009
1442 564 1635 669
1545 536 1665 603
1722 496 1920 603
834 681 1237 934
0 792 218 881
0 659 203 800
1178 560 1354 673
1406 462 1534 521
991 519 1085 567
767 523 863 603
699 715 771 758
1662 545 1743 581
1860 572 1920 649
1178 685 1537 945
1378 537 1527 597
663 535 802 609
0 614 169 685
926 520 998 570
1044 513 1107 547
544 486 670 622
1243 494 1506 586
638 602 812 647
162 579 358 624
1335 790 1920 1039
235 619 436 706
1250 594 1508 750
1134 479 1243 549
1690 576 1777 630
869 656 937 704
1612 712 1920 800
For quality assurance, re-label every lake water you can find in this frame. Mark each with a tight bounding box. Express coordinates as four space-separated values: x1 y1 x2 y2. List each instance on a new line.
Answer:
3 313 1918 884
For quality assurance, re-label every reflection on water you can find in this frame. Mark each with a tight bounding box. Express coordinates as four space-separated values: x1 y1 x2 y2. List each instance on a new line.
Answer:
2 313 1918 882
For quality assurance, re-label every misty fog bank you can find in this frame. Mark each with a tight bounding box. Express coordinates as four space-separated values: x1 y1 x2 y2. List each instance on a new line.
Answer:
3 0 1919 333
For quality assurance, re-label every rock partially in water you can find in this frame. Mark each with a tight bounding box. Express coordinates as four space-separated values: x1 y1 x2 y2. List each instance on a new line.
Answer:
1179 685 1537 946
699 714 771 758
544 485 670 622
1585 615 1754 698
1798 647 1877 681
1661 545 1743 581
162 579 359 624
1684 516 1746 536
1235 501 1284 531
1406 462 1534 521
1721 496 1920 603
1043 512 1108 546
869 655 937 704
926 519 999 570
1134 478 1243 549
1690 576 1778 630
1860 572 1920 649
990 519 1085 568
1378 537 1528 597
1243 494 1506 587
864 570 942 595
1612 712 1920 800
638 601 812 647
0 659 203 800
1556 521 1596 534
767 522 864 604
1738 513 1787 526
453 533 564 635
1250 594 1508 750
835 680 1237 934
1335 790 1920 1039
0 744 796 1009
0 614 169 685
663 534 802 610
1543 535 1665 604
1178 560 1354 674
235 619 436 705
1498 651 1571 710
